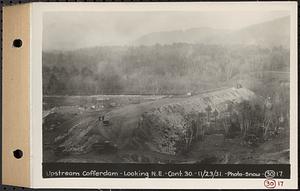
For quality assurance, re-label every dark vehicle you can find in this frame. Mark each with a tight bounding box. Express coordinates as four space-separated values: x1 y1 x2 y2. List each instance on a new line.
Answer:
103 120 110 126
99 116 104 121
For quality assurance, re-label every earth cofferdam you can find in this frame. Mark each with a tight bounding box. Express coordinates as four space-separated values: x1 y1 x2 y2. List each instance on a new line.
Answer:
54 87 258 156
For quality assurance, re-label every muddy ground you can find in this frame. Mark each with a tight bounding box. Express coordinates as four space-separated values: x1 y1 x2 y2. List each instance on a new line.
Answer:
43 93 289 164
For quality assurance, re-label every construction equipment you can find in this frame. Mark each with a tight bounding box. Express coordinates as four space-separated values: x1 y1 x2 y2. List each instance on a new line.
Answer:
103 120 110 126
99 115 104 121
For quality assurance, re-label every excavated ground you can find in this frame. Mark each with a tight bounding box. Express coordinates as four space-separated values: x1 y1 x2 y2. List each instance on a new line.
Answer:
43 88 289 164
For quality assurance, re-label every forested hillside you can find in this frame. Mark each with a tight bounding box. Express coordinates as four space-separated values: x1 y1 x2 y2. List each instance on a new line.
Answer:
43 44 289 95
135 16 290 48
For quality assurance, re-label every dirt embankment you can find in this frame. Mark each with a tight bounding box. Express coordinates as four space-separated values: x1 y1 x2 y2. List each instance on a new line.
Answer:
130 87 257 155
45 87 258 161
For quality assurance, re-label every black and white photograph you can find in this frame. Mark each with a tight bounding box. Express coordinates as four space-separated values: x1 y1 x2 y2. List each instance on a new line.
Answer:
42 9 291 166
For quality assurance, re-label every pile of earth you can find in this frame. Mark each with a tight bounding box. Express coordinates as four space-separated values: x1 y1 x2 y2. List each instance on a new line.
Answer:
130 87 258 155
45 87 259 159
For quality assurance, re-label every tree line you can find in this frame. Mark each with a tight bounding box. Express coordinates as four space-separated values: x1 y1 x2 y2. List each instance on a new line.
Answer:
42 43 289 95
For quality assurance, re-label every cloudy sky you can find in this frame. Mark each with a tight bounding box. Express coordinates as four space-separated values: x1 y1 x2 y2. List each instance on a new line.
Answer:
43 11 289 51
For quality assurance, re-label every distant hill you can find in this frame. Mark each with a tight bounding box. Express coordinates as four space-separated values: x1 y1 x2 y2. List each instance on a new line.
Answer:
135 16 290 48
228 16 290 48
135 27 232 46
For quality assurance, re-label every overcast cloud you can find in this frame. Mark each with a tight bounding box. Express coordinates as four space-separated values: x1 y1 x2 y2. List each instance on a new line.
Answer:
43 11 289 51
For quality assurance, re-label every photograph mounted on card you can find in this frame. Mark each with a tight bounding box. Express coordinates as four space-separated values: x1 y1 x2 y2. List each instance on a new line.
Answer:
2 2 298 189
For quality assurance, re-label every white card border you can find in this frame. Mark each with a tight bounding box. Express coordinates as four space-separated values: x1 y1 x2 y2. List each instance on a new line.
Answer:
30 2 298 189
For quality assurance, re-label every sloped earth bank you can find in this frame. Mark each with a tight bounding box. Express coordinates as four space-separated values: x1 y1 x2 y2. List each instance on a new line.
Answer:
130 87 258 155
43 87 289 163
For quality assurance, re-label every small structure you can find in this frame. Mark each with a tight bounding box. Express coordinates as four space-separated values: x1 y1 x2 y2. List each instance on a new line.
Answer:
236 83 242 89
110 102 117 107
